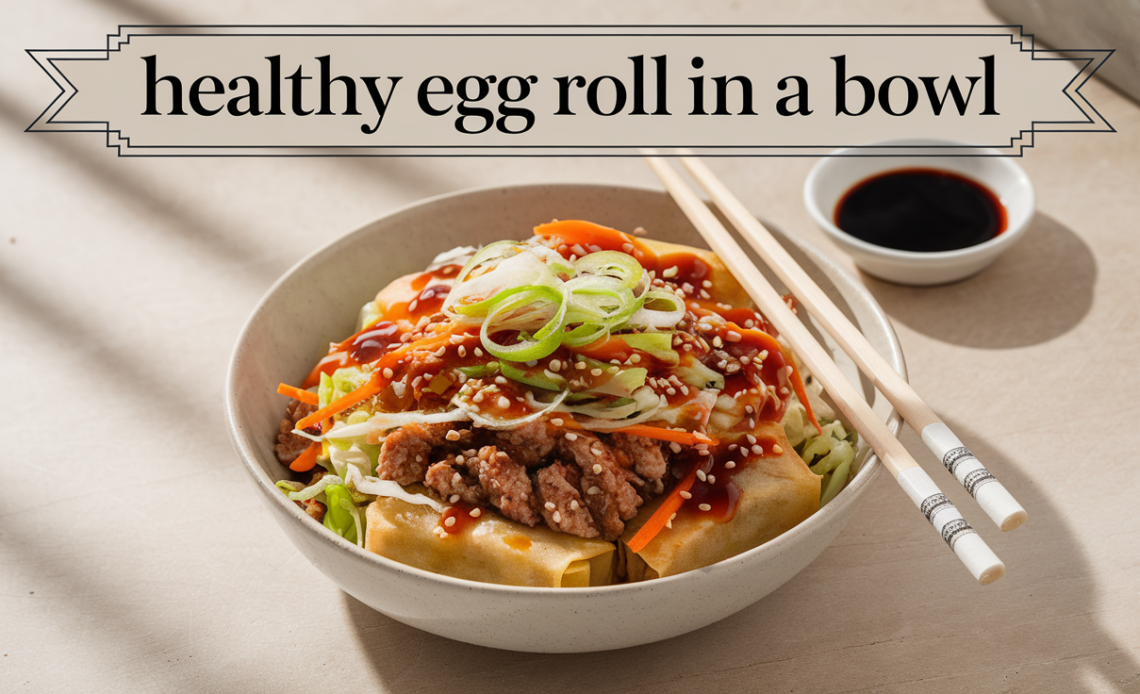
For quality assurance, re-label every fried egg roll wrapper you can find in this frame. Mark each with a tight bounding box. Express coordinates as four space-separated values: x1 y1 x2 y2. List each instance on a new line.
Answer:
621 424 821 581
365 496 616 588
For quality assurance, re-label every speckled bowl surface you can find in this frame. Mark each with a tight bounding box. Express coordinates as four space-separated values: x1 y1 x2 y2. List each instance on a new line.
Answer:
225 184 904 653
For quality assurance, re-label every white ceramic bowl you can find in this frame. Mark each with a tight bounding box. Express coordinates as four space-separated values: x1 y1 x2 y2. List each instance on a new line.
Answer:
225 184 904 652
804 139 1035 285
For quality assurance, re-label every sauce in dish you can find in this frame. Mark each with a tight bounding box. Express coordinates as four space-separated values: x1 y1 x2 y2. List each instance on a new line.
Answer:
835 168 1007 253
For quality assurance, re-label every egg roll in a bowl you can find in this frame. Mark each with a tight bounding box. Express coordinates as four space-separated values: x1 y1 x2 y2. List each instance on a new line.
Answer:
272 220 856 586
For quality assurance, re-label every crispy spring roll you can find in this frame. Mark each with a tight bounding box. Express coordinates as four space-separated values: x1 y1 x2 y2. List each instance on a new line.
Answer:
366 496 615 588
621 423 821 581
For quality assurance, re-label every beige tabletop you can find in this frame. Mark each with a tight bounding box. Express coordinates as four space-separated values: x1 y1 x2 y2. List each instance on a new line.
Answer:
3 1 1139 692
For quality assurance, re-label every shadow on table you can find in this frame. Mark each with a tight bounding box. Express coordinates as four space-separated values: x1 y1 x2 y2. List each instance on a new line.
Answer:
344 416 1137 693
859 213 1096 349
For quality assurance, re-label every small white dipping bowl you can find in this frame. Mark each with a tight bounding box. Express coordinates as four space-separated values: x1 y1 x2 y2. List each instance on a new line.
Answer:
804 139 1035 286
226 184 904 652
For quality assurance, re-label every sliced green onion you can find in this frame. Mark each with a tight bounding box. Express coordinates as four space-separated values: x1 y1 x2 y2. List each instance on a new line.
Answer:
572 251 644 288
499 360 566 391
481 286 568 362
618 332 680 365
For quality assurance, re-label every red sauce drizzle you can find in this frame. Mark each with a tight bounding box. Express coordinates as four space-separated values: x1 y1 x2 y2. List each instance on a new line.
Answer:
439 502 479 535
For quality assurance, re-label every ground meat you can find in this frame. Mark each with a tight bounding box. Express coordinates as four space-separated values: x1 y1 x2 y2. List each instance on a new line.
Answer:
471 445 541 526
492 420 557 467
377 422 473 485
611 433 667 481
275 400 317 464
297 498 326 523
558 431 643 541
424 454 486 505
535 462 599 539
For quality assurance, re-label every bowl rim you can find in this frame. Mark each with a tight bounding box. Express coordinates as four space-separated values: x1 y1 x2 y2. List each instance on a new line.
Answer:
803 138 1036 263
225 182 905 597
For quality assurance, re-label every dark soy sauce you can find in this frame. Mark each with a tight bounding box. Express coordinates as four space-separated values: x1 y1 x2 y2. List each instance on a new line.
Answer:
835 168 1007 253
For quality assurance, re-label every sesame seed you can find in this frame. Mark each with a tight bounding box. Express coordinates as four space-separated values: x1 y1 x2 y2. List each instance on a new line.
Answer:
745 319 755 328
458 345 467 357
576 361 587 370
411 375 423 388
408 299 418 312
696 470 707 481
630 354 641 363
725 331 742 342
549 359 561 371
433 346 447 357
444 516 456 527
699 503 712 511
759 350 769 360
565 432 578 441
475 347 484 357
497 396 510 409
773 445 784 455
680 386 690 395
728 444 738 451
495 376 507 385
449 334 464 344
662 266 679 278
446 430 461 442
455 456 465 464
587 486 600 495
553 511 562 523
712 336 723 348
746 434 757 445
469 508 482 518
741 355 751 364
552 418 564 426
416 455 424 462
607 366 619 374
698 449 709 456
570 500 579 510
452 472 462 484
666 387 677 396
633 226 648 236
702 280 712 288
751 444 763 455
717 360 728 369
545 501 557 511
708 475 716 484
592 464 603 474
699 290 711 300
497 451 509 459
679 491 692 499
449 494 460 503
725 461 736 469
683 344 693 351
473 392 485 403
670 442 682 454
382 367 394 379
621 242 634 253
590 368 603 376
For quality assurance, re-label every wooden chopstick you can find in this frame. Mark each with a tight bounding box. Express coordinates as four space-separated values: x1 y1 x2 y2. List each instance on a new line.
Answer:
676 151 1027 533
643 152 1005 584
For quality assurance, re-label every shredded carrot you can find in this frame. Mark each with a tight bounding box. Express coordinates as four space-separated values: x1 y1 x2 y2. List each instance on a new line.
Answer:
289 442 321 472
294 324 471 431
277 383 320 406
627 468 698 553
533 220 655 260
302 351 351 389
785 352 823 436
613 425 717 446
727 322 822 436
